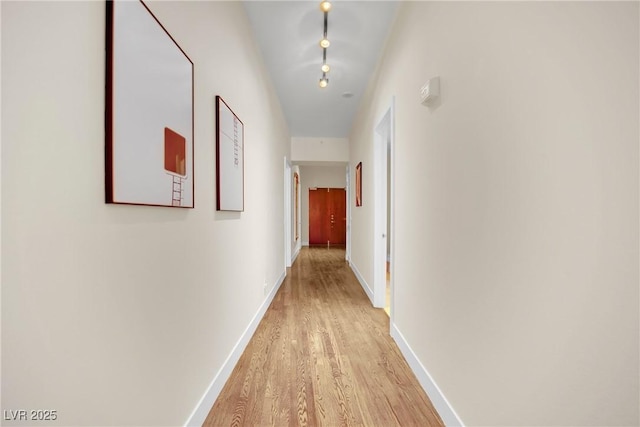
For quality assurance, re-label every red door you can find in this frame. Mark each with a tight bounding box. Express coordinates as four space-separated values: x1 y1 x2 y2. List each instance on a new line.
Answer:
309 188 328 244
309 188 346 246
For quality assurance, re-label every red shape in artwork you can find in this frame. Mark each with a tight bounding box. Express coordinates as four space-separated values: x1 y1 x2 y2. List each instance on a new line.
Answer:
164 127 186 176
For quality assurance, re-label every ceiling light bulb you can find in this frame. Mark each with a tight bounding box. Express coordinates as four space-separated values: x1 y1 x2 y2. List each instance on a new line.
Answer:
321 64 330 73
320 1 332 12
319 38 330 49
319 78 329 88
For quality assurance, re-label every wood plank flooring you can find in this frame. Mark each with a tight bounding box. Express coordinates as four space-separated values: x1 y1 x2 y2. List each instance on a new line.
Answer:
203 247 444 427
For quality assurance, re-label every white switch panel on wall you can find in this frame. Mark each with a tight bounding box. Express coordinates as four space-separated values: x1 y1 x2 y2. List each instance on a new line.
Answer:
420 76 440 105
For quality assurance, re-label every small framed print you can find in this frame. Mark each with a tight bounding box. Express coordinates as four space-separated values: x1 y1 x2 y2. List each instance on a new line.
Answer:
355 162 362 207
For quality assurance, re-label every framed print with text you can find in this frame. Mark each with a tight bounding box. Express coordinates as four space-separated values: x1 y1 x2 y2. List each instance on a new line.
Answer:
216 96 244 211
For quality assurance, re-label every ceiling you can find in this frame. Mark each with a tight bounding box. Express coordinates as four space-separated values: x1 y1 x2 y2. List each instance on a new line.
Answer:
243 1 399 138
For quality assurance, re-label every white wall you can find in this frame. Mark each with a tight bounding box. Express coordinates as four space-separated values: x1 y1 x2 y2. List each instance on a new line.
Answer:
1 1 289 426
291 137 349 163
298 166 347 245
350 2 639 426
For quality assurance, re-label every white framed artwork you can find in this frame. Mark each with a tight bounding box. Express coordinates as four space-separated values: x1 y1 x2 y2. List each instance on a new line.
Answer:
216 96 244 212
106 0 194 208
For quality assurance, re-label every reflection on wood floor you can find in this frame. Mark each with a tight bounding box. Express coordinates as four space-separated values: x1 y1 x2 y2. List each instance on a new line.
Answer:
204 247 443 427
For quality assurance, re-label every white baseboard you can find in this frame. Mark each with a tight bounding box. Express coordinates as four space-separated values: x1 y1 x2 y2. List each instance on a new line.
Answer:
349 262 374 305
292 243 301 264
390 323 464 427
302 240 309 247
184 271 287 426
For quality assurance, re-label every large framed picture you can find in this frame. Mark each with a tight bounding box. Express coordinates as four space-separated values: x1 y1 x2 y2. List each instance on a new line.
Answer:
216 96 244 212
105 0 194 208
355 162 362 207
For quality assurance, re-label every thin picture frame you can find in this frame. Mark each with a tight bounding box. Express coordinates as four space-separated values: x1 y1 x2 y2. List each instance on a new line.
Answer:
355 162 362 207
216 96 245 212
105 0 194 208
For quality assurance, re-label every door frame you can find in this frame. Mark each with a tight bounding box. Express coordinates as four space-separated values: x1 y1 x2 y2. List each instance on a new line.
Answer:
284 157 292 268
345 165 351 262
373 99 395 314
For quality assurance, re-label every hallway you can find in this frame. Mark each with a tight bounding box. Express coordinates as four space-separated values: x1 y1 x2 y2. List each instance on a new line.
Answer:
3 2 638 425
204 248 443 426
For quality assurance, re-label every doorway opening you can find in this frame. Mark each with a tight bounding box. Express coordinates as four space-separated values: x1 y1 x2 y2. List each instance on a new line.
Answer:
385 140 391 315
345 165 351 261
284 158 292 269
374 100 394 318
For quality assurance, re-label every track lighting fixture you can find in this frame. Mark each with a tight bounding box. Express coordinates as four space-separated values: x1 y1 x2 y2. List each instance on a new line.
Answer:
318 1 331 88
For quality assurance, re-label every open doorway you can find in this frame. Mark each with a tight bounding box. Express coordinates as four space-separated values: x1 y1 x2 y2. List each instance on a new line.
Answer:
297 165 347 247
374 100 394 319
345 165 351 262
284 157 292 269
385 141 391 315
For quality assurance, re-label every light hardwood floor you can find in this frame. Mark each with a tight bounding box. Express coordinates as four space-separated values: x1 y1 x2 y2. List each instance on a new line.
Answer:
204 247 443 427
